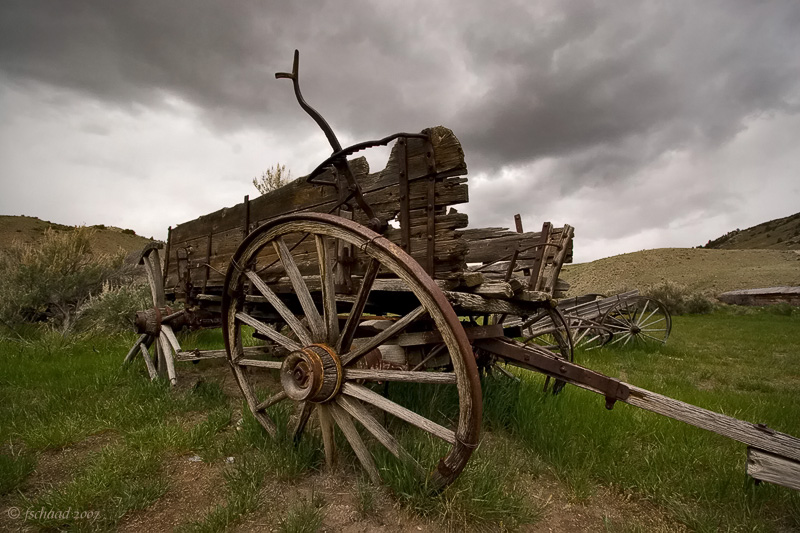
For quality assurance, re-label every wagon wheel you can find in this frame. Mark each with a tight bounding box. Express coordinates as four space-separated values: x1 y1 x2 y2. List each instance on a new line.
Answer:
520 306 574 394
222 212 482 489
602 296 671 347
122 244 180 385
570 317 613 351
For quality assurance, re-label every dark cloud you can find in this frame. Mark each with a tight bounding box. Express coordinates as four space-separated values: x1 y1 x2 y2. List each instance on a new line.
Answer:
453 1 800 179
4 1 799 178
1 1 799 260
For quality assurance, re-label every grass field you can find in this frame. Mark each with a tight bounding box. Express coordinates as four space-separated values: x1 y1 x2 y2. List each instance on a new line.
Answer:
0 308 798 531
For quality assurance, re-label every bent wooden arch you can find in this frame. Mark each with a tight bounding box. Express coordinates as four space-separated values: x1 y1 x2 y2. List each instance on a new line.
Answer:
221 212 482 489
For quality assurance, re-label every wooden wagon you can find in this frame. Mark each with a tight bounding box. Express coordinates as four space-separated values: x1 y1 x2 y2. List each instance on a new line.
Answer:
124 51 800 491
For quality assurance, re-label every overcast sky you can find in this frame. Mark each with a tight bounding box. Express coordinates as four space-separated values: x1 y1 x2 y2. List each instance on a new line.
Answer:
1 1 799 263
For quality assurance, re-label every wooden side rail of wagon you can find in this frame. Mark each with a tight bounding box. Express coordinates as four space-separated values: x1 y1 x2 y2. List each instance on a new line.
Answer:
122 50 798 492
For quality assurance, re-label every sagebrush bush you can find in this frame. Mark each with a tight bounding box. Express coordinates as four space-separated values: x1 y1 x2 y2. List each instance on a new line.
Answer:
643 281 715 315
78 280 152 334
0 227 134 334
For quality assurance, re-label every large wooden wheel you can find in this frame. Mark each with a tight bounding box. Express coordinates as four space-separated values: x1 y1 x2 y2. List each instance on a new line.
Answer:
222 212 482 489
603 296 672 347
123 244 180 385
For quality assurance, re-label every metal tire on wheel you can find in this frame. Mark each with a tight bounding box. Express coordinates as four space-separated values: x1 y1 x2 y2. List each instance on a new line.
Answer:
602 296 671 347
222 212 482 489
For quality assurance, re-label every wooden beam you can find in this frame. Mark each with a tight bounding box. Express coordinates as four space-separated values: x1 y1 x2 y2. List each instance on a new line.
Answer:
624 385 800 463
747 447 800 491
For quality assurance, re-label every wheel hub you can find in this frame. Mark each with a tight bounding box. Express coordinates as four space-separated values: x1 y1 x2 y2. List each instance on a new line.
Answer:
280 344 342 403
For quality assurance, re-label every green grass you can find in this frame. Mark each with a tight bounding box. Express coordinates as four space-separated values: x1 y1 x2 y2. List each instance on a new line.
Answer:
277 492 325 533
177 455 271 533
484 310 800 531
1 309 798 531
0 330 233 530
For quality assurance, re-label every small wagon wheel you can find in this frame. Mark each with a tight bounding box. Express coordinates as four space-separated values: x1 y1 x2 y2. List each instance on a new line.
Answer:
122 244 181 385
222 212 482 489
520 306 574 394
602 296 672 347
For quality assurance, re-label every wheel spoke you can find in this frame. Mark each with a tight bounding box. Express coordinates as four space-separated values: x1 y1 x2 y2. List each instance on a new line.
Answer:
341 382 456 445
609 332 632 346
245 271 312 346
638 331 668 344
335 395 424 474
235 311 303 352
139 342 158 380
273 237 326 342
337 258 380 353
328 403 381 484
161 324 182 354
623 332 634 346
343 368 457 384
124 333 149 364
315 235 340 345
340 306 427 366
317 404 336 468
157 333 177 385
640 316 667 329
231 364 277 436
573 328 591 345
604 319 632 330
293 401 314 444
236 358 282 369
637 304 658 328
255 390 288 412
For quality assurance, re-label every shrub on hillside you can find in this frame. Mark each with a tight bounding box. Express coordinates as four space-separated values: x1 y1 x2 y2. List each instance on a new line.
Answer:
0 227 133 334
643 281 715 315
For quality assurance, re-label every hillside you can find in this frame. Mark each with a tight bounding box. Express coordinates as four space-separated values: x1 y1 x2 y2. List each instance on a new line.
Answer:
702 211 800 250
561 248 800 297
0 215 154 258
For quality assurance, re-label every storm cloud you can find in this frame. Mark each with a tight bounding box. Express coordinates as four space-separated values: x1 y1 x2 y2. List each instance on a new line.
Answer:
1 1 799 261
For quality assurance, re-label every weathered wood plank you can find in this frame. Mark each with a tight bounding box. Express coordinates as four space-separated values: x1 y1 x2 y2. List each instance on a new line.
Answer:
747 447 800 491
445 291 547 315
624 384 800 463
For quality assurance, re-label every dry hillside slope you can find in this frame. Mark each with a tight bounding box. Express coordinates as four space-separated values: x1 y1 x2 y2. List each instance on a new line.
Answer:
561 248 800 297
0 215 154 257
702 211 800 250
